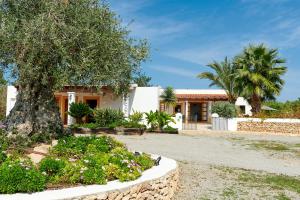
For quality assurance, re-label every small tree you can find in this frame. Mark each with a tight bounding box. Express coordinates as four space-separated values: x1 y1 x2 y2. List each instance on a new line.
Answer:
68 103 92 124
198 57 238 103
234 44 287 114
160 86 177 113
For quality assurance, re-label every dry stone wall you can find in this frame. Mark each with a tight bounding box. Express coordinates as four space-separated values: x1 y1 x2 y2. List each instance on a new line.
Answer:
238 121 300 134
71 168 179 200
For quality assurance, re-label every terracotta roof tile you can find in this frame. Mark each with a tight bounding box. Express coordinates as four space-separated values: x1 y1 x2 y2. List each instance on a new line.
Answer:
176 94 228 100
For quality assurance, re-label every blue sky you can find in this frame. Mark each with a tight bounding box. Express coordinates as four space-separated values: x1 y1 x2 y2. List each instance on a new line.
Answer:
108 0 300 101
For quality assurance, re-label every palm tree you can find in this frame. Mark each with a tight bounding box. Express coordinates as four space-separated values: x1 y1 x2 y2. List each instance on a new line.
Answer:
160 86 177 113
198 57 238 103
234 44 287 114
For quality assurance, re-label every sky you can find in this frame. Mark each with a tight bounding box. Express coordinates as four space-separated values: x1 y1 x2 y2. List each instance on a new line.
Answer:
108 0 300 101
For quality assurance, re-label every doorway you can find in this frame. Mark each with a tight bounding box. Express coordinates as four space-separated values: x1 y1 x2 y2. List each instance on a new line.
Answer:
85 99 98 123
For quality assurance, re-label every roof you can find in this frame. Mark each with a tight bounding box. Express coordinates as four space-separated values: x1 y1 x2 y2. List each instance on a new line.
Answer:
176 94 228 101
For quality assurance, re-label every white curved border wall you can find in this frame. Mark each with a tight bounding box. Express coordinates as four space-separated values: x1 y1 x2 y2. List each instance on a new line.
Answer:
0 155 177 200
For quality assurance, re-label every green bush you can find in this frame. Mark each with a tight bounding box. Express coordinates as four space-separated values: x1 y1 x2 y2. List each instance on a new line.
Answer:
128 110 144 124
51 136 124 158
212 102 237 118
0 158 46 194
162 125 178 134
256 99 300 119
70 123 100 129
39 157 66 178
68 102 92 123
145 111 175 131
0 152 7 164
145 110 159 130
0 136 154 194
93 108 124 127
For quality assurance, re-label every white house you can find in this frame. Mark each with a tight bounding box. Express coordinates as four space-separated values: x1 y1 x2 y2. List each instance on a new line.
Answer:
6 85 252 127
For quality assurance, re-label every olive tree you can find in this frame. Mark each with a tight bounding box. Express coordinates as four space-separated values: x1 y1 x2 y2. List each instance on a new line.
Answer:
0 0 148 139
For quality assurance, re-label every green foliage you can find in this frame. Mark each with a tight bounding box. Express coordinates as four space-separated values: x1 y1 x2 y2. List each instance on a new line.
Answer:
0 136 154 193
128 110 144 124
198 57 237 103
133 72 152 87
68 103 92 123
255 99 300 118
39 157 66 178
51 136 124 157
145 111 175 131
48 136 152 185
160 86 177 107
199 44 287 113
94 108 124 127
234 44 287 113
122 110 145 128
157 111 175 130
212 102 237 118
0 158 46 194
0 152 7 164
70 123 100 129
163 126 178 134
0 0 149 94
145 111 159 130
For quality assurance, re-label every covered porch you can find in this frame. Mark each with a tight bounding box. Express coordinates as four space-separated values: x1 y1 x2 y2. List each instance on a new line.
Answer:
160 93 228 128
54 86 125 125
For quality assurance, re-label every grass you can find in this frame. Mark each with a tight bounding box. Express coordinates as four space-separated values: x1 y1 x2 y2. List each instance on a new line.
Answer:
238 170 300 194
276 193 292 200
221 187 238 199
228 138 300 157
250 141 290 151
212 165 300 199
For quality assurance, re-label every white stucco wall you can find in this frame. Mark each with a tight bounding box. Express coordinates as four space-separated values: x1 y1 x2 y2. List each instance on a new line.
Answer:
128 87 160 114
235 97 252 116
6 86 17 116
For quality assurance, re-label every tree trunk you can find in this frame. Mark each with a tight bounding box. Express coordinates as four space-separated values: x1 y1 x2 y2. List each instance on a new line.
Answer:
4 84 63 141
250 93 261 114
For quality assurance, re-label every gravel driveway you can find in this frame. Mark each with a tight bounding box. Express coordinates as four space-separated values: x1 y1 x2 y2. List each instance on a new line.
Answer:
115 133 300 176
114 132 300 199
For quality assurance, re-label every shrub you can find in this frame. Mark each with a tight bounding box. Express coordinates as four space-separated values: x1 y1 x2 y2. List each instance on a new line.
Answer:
0 152 7 164
128 110 144 124
0 158 45 193
70 123 100 129
145 111 159 130
51 136 124 158
0 136 154 194
162 125 178 134
157 111 175 130
145 111 174 131
212 102 237 118
93 108 124 127
68 102 92 123
255 99 300 119
39 157 66 178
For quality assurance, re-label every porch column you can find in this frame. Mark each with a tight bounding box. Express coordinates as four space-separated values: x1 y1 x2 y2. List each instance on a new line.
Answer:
208 101 212 123
67 92 76 126
185 101 188 123
122 94 129 118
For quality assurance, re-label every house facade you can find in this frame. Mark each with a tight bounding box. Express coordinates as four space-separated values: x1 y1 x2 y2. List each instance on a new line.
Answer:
6 85 252 127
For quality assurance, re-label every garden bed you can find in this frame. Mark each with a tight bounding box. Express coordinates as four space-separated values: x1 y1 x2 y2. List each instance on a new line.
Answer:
71 127 145 135
146 130 179 134
0 135 159 195
0 155 178 200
